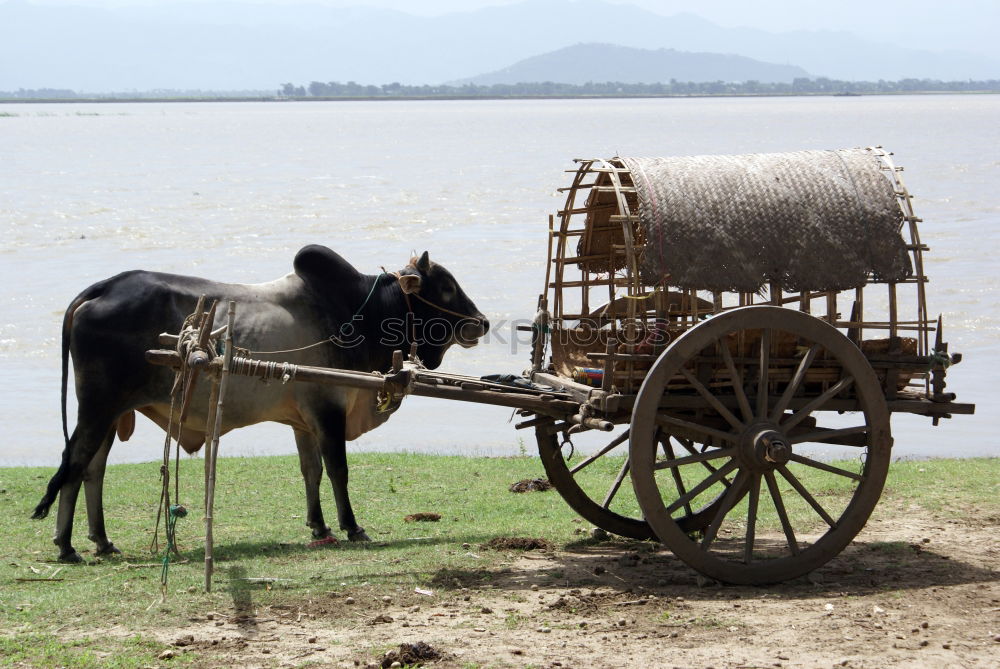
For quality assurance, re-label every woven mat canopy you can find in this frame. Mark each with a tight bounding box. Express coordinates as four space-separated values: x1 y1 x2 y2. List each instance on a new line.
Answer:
620 149 912 292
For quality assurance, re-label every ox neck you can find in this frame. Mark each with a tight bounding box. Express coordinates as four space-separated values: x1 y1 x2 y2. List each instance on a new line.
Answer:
350 272 448 371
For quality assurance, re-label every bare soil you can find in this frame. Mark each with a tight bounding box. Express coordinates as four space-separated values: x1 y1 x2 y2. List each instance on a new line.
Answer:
92 502 1000 669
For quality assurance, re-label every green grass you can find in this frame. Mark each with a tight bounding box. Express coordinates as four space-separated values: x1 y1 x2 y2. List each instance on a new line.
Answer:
0 633 177 668
0 453 997 664
566 452 1000 539
0 453 571 631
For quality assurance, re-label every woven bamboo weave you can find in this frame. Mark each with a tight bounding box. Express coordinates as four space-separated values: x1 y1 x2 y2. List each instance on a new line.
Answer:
619 149 912 292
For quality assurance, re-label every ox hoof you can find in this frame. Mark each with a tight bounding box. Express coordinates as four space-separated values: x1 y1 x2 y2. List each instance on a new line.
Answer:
347 528 371 542
311 526 334 540
94 542 122 557
58 550 84 564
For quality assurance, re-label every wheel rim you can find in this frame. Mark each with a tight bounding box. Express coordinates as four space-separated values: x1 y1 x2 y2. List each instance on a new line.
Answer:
630 306 892 584
538 426 653 540
537 426 740 540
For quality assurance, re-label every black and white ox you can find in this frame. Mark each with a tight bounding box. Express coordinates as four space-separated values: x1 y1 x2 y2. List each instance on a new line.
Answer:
33 245 488 562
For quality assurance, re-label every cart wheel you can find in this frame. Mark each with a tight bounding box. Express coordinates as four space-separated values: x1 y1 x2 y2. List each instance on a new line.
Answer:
629 306 892 584
538 426 654 540
537 426 739 540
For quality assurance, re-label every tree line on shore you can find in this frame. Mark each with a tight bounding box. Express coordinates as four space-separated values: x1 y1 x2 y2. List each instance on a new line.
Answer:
282 77 1000 98
3 78 999 100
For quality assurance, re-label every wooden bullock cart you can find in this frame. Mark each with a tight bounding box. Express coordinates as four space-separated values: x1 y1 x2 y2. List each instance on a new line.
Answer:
150 147 973 586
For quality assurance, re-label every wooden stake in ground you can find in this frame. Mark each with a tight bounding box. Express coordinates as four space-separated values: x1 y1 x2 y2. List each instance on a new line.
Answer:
205 301 236 593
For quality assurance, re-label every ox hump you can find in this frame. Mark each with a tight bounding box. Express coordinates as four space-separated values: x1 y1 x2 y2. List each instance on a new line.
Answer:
293 245 362 290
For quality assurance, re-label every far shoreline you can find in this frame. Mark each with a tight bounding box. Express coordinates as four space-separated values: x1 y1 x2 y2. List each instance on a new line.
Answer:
2 90 1000 105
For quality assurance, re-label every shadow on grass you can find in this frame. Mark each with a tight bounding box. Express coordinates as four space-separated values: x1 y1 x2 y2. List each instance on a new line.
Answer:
171 532 510 563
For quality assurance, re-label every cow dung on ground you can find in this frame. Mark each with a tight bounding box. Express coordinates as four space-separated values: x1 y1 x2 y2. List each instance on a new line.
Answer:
404 512 442 522
483 537 550 551
380 641 442 667
509 477 553 493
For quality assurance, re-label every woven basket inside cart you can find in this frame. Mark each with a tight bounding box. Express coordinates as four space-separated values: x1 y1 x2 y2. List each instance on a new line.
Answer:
618 149 912 292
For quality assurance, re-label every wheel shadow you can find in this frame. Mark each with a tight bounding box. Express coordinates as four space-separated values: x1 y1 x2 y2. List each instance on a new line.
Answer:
424 535 998 601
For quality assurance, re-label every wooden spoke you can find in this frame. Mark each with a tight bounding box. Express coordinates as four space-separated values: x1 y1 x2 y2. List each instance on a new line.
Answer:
602 457 630 509
680 367 744 431
770 343 821 422
569 429 630 475
662 437 693 516
629 306 891 584
720 341 754 423
656 414 737 445
756 329 771 418
789 425 869 446
781 375 855 432
652 446 736 471
743 473 761 564
666 459 739 514
787 454 863 482
777 465 837 527
536 426 654 541
674 437 733 487
700 471 748 551
764 471 799 555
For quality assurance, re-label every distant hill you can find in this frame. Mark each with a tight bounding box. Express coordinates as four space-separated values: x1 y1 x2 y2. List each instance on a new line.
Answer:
454 43 809 86
0 0 996 91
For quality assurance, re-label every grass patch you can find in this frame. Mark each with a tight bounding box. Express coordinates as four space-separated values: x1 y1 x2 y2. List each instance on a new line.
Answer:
0 453 997 665
0 453 566 632
881 458 1000 514
567 452 1000 537
0 633 175 668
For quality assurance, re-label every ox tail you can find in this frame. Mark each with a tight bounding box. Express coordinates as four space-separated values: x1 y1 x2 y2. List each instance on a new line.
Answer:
33 282 108 520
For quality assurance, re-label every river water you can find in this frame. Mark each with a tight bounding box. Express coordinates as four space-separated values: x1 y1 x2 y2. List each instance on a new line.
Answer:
1 95 997 466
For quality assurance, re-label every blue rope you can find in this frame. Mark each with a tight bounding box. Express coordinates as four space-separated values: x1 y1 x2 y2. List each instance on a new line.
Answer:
927 350 951 371
160 504 188 590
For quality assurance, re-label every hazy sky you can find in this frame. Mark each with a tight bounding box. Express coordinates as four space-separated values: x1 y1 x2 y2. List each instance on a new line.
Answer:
30 0 1000 59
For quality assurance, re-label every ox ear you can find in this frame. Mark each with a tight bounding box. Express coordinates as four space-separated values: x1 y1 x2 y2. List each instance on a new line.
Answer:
398 272 421 294
416 251 430 273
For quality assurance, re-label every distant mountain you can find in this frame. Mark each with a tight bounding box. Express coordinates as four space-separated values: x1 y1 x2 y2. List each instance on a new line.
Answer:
0 0 996 92
455 43 809 86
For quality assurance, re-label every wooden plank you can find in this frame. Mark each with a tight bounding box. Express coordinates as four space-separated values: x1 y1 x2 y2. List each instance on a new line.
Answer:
556 182 597 192
554 251 629 264
592 185 636 193
557 203 616 216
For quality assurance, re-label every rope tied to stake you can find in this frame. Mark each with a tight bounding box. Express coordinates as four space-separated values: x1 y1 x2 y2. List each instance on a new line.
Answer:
928 350 951 371
160 504 188 596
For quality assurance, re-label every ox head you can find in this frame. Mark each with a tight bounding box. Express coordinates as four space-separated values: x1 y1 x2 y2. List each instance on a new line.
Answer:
395 251 488 367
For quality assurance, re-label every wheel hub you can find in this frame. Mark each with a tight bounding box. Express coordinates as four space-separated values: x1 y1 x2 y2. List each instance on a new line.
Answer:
739 423 792 470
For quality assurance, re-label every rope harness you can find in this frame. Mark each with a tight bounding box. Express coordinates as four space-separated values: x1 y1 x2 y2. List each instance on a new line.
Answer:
248 266 484 357
150 302 219 601
145 263 483 598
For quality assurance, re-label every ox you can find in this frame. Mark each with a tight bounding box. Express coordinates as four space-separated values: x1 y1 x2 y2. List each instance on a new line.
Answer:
33 245 488 562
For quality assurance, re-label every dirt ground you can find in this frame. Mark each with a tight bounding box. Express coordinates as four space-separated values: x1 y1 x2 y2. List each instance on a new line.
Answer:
94 503 999 669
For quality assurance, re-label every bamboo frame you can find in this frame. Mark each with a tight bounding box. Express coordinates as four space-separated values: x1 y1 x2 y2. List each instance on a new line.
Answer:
542 149 937 398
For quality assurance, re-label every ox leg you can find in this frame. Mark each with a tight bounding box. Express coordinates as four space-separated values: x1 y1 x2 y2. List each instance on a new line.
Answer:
316 409 369 542
84 435 121 556
293 429 333 539
50 419 116 563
